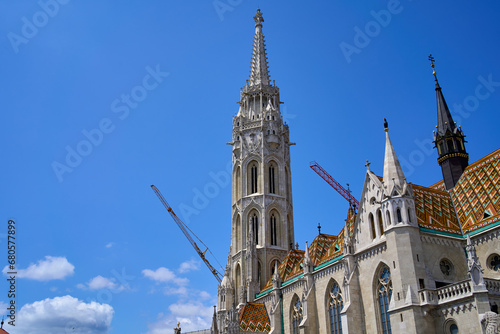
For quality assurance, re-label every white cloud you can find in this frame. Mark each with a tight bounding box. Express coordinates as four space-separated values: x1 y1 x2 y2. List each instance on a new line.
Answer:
7 295 113 334
2 256 74 281
178 259 200 273
105 242 114 248
142 267 188 286
146 301 214 334
0 301 8 316
77 275 128 291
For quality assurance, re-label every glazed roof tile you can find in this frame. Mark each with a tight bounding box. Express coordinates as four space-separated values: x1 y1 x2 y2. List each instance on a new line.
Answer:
239 302 271 332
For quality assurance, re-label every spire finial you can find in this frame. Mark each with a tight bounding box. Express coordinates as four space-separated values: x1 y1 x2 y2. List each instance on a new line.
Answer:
384 118 389 132
428 54 436 75
317 222 321 235
254 8 264 27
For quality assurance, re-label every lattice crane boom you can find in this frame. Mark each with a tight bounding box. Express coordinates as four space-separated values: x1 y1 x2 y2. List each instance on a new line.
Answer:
151 185 222 284
310 162 360 209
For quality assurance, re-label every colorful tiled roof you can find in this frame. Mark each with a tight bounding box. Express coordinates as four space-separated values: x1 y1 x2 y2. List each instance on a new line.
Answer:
450 148 500 234
309 233 337 266
239 302 271 332
412 183 462 235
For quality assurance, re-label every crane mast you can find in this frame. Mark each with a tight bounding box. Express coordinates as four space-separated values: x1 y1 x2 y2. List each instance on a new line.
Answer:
310 161 360 210
151 185 222 284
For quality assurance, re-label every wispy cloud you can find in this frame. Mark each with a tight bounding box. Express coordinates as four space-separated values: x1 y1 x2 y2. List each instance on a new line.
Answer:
146 301 213 334
77 275 129 291
142 267 189 286
178 259 200 274
3 256 74 281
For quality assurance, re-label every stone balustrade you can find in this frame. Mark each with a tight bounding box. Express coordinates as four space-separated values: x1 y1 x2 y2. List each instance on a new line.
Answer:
484 278 500 295
419 280 473 305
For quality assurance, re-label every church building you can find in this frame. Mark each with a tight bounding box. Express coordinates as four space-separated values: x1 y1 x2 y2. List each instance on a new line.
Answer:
211 9 500 334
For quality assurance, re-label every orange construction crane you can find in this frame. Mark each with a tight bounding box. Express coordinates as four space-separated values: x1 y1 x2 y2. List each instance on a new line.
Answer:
310 161 360 210
151 185 223 284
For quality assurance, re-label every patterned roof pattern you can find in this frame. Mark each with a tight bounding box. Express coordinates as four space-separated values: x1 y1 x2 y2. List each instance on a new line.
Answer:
239 302 271 332
309 233 337 266
450 149 500 234
412 183 462 235
262 249 305 291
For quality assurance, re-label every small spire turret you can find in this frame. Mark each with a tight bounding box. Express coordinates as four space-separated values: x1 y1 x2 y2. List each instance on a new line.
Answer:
382 119 406 190
429 54 469 190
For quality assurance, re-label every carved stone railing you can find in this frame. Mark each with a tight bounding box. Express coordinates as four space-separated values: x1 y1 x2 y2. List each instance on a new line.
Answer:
484 278 500 295
419 280 473 306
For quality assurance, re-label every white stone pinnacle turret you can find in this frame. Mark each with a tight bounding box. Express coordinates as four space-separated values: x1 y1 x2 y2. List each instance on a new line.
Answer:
383 120 406 191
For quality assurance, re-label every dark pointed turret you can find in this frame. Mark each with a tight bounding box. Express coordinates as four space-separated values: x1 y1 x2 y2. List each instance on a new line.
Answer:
429 55 469 190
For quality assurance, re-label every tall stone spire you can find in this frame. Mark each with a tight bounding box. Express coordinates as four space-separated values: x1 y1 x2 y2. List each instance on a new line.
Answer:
249 9 270 87
383 119 406 189
224 9 294 309
429 55 469 190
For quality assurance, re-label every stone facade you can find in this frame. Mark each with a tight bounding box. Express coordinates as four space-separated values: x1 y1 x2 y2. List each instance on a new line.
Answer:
211 10 500 334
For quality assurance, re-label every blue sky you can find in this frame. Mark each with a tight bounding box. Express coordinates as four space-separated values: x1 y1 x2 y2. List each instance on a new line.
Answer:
1 1 499 333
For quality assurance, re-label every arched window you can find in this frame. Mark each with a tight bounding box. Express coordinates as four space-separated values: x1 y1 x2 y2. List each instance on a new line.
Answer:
249 163 258 194
235 215 241 252
386 210 392 225
396 208 402 223
258 262 262 288
234 166 241 202
329 282 343 334
377 209 384 235
270 213 277 246
292 297 303 334
447 140 454 152
269 164 276 194
407 208 411 223
369 213 376 239
377 266 393 334
252 213 259 245
235 264 241 303
285 167 290 200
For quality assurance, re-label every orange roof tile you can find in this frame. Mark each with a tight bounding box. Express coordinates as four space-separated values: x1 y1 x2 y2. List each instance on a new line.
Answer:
412 183 462 234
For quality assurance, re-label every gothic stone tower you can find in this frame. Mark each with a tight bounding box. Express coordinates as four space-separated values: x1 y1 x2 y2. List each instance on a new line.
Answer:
221 9 295 311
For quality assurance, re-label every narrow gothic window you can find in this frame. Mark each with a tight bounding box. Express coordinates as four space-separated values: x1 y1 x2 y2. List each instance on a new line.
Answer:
396 208 402 223
251 164 258 194
378 267 393 334
292 297 303 334
447 140 454 151
269 165 276 194
270 214 277 246
252 213 259 245
407 208 411 223
329 282 343 334
377 209 384 235
386 210 392 225
369 213 376 239
438 141 444 154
